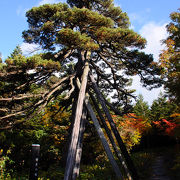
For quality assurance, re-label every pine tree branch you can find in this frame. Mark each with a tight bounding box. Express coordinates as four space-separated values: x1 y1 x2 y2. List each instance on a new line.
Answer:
64 76 75 100
15 72 51 90
33 75 74 112
0 108 8 113
0 109 27 121
0 74 75 127
54 49 74 60
0 70 23 77
0 94 43 102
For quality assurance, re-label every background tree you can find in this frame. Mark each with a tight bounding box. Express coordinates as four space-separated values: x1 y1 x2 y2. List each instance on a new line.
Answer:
159 9 180 105
149 93 179 147
112 113 151 150
0 98 71 178
133 94 150 119
150 93 178 122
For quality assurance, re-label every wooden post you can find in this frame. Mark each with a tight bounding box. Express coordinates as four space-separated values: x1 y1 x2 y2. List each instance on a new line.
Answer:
89 73 139 180
89 91 132 180
29 144 40 180
72 107 87 180
64 61 89 180
84 94 123 179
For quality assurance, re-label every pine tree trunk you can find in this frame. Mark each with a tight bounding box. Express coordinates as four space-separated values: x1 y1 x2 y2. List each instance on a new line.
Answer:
72 107 87 180
62 94 78 166
64 61 89 180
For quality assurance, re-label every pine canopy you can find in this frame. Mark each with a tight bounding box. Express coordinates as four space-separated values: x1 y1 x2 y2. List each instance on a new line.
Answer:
0 0 162 129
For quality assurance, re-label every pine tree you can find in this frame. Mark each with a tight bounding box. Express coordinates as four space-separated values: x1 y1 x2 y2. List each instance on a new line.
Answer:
0 1 164 179
150 93 178 122
133 94 150 119
8 45 23 58
0 0 162 132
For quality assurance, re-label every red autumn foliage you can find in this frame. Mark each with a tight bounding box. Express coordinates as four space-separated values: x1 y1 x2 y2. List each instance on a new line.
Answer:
123 113 150 134
111 113 151 149
153 119 178 136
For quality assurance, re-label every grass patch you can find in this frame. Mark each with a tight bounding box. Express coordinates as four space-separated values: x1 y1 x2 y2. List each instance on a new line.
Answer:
131 150 155 179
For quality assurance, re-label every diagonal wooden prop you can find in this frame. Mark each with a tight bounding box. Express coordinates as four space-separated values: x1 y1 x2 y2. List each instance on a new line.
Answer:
89 73 139 180
76 78 123 179
84 93 123 179
89 91 132 180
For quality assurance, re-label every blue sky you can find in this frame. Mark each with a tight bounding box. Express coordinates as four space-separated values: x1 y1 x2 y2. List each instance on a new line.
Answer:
0 0 179 104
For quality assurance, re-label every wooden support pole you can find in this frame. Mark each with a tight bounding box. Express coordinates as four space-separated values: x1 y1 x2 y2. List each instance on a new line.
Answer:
89 91 132 180
64 62 89 180
84 94 123 180
76 79 123 179
72 107 87 180
89 73 139 180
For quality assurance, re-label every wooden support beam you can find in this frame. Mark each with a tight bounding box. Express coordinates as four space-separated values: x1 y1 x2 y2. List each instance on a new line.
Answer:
76 79 123 179
89 73 139 180
84 94 123 180
64 62 89 180
89 91 132 180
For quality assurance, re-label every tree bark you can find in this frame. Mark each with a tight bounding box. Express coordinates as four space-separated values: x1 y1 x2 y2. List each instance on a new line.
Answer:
72 107 86 180
64 61 89 180
61 93 78 167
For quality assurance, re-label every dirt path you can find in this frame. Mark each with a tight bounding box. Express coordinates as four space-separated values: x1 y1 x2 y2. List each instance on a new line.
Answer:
149 154 171 180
